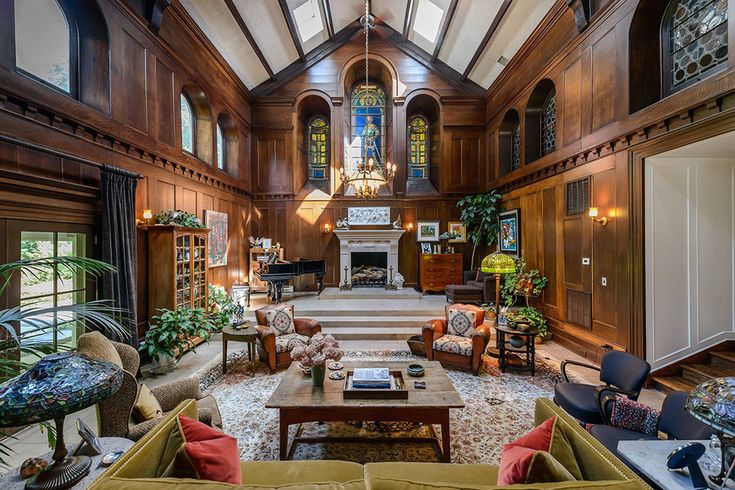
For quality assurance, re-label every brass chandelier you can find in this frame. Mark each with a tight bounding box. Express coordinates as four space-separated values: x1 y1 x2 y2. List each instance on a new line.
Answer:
339 0 396 199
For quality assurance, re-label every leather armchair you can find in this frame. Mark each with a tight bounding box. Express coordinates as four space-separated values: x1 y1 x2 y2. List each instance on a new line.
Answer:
76 331 222 441
255 304 322 371
554 350 651 425
422 304 490 375
463 270 496 303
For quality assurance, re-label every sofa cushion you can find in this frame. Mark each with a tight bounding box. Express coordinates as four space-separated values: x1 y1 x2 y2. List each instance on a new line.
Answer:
134 384 163 422
275 333 309 353
433 335 473 356
96 477 367 489
265 305 295 336
609 397 660 436
447 308 477 337
241 461 365 486
365 462 498 488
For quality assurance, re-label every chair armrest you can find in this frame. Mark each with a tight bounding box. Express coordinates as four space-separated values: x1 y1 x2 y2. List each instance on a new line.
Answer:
294 318 321 336
150 376 201 412
423 319 447 339
112 341 141 375
197 407 213 426
473 323 492 343
560 359 601 383
463 270 476 284
594 385 638 424
256 325 275 341
128 418 162 441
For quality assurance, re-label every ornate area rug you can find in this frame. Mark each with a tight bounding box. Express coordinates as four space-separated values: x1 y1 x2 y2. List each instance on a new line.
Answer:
201 349 573 465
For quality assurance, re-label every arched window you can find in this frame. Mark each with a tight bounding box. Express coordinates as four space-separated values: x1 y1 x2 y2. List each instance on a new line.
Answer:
408 115 430 179
511 124 521 171
663 0 728 95
14 0 73 94
350 83 386 169
181 94 195 154
541 90 557 156
307 115 329 180
499 109 520 177
216 122 225 170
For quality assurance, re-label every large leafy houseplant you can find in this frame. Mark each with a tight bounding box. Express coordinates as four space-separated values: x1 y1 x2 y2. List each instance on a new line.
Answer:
208 284 235 332
0 256 131 466
501 257 549 307
139 307 214 373
457 190 503 269
505 306 548 337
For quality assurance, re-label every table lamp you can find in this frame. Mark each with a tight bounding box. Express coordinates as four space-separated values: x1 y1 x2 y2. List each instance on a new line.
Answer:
480 252 517 321
0 352 123 490
686 377 735 486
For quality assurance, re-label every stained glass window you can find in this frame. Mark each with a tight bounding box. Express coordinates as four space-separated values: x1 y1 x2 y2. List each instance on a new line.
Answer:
307 115 329 180
541 90 556 155
666 0 728 92
408 116 430 179
511 123 521 171
216 123 225 170
181 94 194 153
350 83 386 170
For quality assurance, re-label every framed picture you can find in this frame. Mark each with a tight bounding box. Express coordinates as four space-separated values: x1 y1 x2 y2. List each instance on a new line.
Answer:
499 209 521 256
74 418 101 456
447 221 467 243
204 210 228 267
421 243 432 254
261 238 272 250
416 221 440 242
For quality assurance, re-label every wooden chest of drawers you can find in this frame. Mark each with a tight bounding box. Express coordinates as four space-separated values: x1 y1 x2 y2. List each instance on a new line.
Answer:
420 253 463 293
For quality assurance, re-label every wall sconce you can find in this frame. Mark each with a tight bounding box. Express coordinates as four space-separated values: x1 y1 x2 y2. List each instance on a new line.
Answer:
406 223 414 232
323 223 331 233
588 207 609 226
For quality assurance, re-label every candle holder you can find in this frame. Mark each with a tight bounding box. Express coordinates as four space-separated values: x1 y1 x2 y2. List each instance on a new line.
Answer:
340 266 352 291
385 265 397 290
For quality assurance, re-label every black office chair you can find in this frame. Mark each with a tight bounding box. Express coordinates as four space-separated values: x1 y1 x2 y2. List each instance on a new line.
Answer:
554 351 651 425
589 391 714 460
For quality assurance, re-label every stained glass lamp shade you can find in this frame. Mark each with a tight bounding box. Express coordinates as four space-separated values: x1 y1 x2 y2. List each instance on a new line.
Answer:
687 377 735 484
0 352 123 490
481 252 517 320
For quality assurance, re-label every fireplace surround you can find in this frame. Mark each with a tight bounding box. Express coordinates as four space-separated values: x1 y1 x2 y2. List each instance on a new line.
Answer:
334 229 404 289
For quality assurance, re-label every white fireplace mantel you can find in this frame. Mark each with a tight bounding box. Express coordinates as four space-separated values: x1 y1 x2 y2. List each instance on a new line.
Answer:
334 229 405 287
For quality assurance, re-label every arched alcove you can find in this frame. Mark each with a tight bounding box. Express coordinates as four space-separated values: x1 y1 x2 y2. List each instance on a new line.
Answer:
216 112 238 176
499 109 520 177
295 92 331 194
181 82 212 164
524 79 556 164
406 92 441 195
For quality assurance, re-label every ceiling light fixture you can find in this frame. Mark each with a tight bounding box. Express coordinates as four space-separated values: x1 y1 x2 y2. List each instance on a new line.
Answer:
339 0 396 200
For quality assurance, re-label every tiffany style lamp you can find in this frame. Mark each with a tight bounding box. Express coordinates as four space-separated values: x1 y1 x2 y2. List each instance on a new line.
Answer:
480 252 517 320
686 377 735 486
0 352 123 490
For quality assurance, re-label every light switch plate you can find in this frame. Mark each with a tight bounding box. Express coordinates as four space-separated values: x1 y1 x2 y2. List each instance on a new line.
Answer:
601 276 607 286
582 258 591 265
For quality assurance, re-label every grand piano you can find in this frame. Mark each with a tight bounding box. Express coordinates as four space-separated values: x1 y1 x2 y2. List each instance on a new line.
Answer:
253 257 326 303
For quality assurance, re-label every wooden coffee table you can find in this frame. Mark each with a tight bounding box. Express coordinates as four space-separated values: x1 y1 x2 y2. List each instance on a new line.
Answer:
265 361 464 462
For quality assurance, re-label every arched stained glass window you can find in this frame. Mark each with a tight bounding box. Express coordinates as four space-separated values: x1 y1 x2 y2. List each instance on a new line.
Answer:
307 115 329 180
511 123 521 171
408 116 430 179
665 0 728 94
15 0 72 93
181 94 194 154
216 122 225 170
350 83 386 170
541 90 556 156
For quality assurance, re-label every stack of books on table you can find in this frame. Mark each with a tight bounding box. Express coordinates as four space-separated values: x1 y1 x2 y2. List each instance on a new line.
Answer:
352 368 391 389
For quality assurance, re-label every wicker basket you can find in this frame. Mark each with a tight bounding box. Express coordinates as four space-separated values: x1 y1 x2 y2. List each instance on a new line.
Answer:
406 335 426 357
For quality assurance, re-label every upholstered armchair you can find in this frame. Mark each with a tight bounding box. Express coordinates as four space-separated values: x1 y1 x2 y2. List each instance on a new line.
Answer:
76 331 222 441
422 304 490 375
255 304 322 371
462 270 496 303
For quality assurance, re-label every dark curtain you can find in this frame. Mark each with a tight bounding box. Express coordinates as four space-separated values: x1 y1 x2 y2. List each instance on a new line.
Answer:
100 165 139 346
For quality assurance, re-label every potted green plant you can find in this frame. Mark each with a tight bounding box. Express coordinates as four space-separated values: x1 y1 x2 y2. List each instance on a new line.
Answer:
153 209 204 228
502 257 549 307
139 307 214 373
457 190 502 269
208 284 236 331
505 306 548 338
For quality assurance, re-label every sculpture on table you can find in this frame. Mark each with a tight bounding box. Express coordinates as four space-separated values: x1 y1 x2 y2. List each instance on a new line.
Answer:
392 215 402 230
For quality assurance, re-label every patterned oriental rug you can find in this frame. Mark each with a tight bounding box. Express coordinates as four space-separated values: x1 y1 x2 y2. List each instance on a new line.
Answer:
200 350 574 465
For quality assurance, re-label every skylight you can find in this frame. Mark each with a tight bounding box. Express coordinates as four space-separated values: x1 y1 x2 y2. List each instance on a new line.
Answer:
293 0 323 43
412 0 444 44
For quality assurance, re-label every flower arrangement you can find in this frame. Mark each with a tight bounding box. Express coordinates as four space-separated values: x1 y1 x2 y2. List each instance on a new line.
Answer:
291 333 342 368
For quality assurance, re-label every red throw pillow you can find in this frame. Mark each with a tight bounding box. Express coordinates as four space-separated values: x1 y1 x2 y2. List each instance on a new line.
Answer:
497 417 555 485
178 414 241 484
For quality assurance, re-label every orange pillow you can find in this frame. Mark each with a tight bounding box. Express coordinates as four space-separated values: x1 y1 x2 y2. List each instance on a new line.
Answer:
176 414 241 484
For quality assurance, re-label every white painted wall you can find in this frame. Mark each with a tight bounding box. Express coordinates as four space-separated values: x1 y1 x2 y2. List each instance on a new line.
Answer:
645 151 735 370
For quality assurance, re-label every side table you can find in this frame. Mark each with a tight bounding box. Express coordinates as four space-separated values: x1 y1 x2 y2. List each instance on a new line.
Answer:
0 437 133 490
222 322 258 376
495 324 537 376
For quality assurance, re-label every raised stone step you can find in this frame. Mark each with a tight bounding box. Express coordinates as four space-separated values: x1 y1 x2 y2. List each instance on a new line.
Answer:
322 326 419 340
319 287 423 300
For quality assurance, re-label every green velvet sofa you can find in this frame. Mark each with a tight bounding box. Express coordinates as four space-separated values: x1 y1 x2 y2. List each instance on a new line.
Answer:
89 398 651 489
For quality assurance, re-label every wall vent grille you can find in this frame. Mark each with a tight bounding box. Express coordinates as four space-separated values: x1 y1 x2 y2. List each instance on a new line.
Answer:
566 177 590 215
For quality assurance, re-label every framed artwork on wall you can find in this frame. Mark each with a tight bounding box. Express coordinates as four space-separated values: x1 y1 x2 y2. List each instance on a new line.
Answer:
421 243 431 254
447 221 467 243
416 221 440 242
261 238 272 249
204 210 228 267
499 209 521 256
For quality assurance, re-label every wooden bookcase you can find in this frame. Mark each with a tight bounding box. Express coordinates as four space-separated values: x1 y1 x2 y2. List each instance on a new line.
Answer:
146 225 210 316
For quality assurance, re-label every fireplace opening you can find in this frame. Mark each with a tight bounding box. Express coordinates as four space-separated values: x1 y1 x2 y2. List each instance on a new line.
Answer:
351 252 388 287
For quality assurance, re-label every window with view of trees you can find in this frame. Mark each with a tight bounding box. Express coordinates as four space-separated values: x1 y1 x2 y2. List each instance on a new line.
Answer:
14 0 72 94
181 94 195 153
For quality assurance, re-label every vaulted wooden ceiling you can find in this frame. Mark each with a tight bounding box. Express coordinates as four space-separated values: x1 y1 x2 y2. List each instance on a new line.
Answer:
177 0 555 96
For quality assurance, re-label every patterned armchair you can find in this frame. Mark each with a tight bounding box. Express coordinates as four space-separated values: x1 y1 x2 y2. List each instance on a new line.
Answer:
76 331 222 441
255 304 322 371
422 304 491 375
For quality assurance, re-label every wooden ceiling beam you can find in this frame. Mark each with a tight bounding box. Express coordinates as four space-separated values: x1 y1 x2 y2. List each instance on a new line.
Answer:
277 0 307 62
431 0 458 62
224 0 275 81
462 0 512 81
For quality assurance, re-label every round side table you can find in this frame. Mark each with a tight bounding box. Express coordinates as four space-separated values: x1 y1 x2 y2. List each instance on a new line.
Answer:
495 324 538 376
222 322 258 376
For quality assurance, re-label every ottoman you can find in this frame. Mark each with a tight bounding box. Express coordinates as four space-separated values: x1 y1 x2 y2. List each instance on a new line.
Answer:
445 284 483 303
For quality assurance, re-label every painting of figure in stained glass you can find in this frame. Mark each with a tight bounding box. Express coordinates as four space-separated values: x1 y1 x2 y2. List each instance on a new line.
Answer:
351 83 385 168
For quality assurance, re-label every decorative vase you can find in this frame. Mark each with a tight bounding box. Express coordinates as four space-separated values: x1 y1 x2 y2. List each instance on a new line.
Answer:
311 365 326 387
394 273 405 289
151 354 177 374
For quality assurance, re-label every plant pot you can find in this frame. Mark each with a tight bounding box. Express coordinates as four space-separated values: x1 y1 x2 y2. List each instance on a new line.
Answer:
311 365 326 387
151 354 177 374
406 335 426 357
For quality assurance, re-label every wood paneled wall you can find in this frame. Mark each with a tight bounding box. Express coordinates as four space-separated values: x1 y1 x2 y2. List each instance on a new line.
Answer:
483 0 735 360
